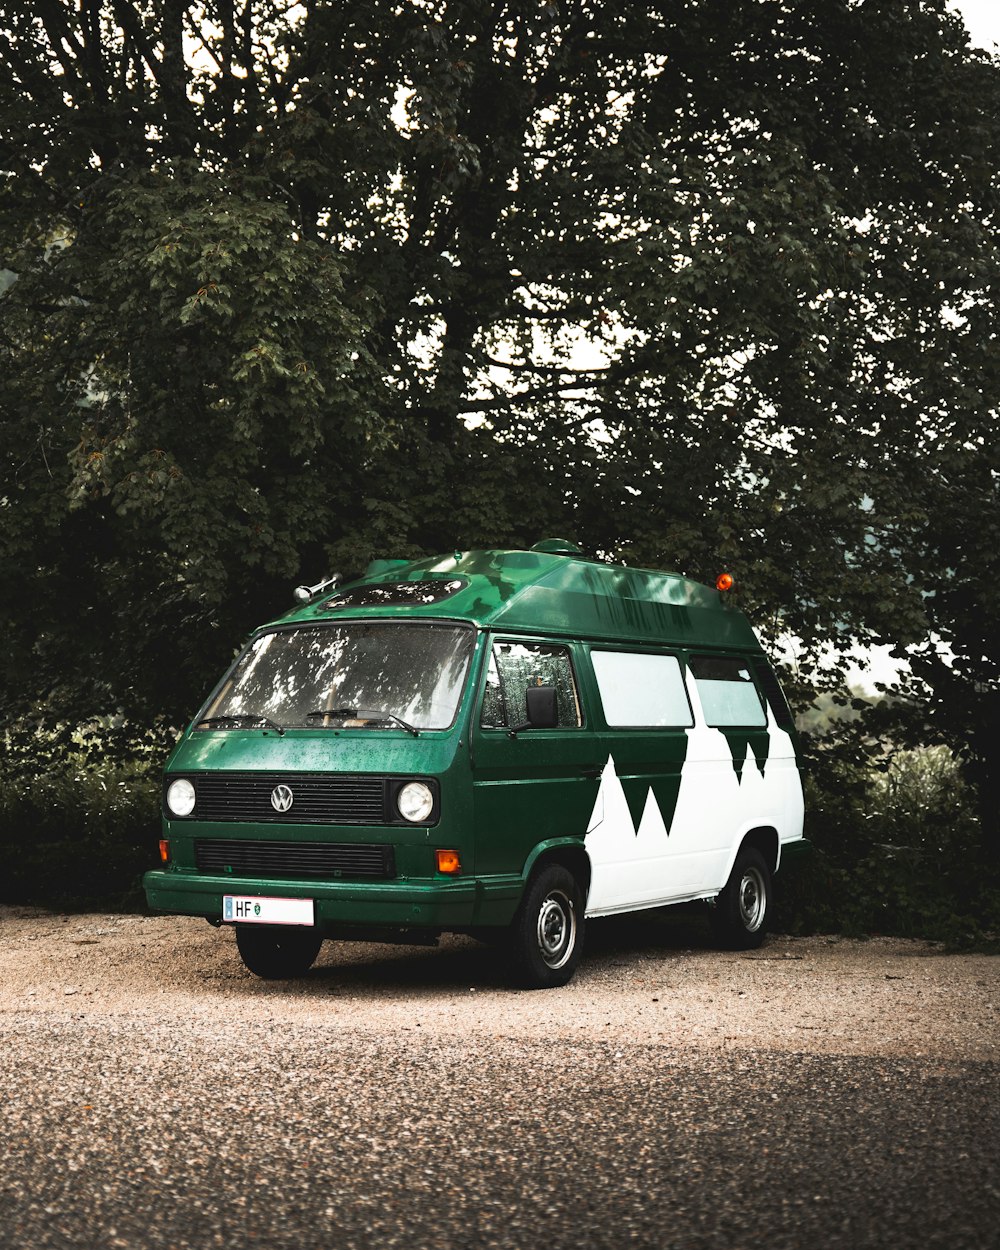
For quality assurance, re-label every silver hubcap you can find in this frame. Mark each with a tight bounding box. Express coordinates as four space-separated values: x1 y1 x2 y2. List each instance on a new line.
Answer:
536 890 576 969
738 866 767 932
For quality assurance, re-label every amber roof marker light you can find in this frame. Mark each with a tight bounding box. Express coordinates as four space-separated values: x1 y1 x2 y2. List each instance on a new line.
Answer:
716 572 735 593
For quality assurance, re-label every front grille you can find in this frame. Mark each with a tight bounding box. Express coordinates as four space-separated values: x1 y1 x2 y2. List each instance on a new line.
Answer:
195 838 396 880
190 773 387 825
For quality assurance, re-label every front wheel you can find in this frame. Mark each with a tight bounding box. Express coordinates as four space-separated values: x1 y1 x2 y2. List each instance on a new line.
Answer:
235 924 324 979
508 864 585 989
710 846 771 950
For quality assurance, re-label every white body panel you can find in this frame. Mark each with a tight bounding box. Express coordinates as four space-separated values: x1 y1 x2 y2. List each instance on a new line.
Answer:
585 669 804 917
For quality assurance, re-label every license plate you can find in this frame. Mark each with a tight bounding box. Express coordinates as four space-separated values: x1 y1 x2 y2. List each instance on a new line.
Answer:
222 895 314 926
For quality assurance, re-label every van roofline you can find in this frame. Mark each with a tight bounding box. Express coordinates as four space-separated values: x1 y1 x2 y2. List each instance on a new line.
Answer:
270 547 762 653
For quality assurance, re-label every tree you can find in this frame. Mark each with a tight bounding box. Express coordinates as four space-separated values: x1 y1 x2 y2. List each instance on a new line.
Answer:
2 1 998 844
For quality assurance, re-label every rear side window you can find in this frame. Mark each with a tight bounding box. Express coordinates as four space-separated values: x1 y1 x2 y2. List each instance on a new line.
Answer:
591 651 693 728
480 641 582 729
689 656 767 728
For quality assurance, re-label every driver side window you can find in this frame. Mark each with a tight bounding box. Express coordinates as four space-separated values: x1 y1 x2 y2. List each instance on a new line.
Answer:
480 641 582 729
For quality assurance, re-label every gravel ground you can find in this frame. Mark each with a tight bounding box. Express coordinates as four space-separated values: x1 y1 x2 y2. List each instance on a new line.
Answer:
1 907 998 1249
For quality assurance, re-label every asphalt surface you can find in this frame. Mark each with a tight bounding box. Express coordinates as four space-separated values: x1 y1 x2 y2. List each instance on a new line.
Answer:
1 911 998 1250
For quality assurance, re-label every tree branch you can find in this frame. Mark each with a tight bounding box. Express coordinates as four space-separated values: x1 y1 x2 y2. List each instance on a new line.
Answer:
32 0 88 96
479 354 615 376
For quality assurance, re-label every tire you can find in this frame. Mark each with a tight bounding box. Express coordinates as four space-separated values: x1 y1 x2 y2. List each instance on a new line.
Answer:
508 864 585 989
710 846 771 950
235 924 324 979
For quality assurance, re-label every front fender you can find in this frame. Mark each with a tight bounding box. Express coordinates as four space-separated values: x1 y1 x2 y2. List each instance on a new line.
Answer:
522 836 591 888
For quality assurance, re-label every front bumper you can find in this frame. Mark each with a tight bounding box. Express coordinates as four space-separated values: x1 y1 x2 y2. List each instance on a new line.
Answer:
143 868 481 930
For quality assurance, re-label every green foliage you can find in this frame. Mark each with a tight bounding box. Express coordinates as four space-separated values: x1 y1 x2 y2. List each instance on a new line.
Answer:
0 724 178 908
1 1 998 850
3 716 996 944
775 735 1000 948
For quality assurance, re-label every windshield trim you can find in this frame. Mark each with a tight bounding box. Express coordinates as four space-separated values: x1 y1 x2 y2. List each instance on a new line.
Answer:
190 618 478 736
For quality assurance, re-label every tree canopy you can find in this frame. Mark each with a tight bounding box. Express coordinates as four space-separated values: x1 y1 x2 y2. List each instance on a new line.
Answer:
2 0 998 834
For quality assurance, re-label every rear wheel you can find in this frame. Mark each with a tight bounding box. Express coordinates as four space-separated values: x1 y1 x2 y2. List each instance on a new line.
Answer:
235 924 324 979
711 846 771 950
508 864 585 989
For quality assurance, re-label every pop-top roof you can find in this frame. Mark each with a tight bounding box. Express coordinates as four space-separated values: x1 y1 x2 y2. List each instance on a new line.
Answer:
275 547 761 651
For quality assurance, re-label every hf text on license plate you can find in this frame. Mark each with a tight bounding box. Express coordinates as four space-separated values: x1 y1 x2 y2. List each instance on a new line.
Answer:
223 896 314 926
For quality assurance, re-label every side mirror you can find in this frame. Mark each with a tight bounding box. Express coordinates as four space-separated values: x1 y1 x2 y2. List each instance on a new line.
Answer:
510 684 559 735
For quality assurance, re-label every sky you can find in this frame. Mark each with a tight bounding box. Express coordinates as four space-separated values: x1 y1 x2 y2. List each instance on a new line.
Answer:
947 0 1000 50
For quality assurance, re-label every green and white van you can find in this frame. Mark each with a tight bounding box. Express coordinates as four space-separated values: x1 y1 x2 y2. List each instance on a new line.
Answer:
144 541 806 988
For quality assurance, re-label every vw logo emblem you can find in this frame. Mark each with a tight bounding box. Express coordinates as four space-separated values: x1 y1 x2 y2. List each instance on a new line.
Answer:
270 784 294 814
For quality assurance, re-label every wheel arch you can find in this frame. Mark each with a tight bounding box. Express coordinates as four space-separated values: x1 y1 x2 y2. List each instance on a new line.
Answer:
731 826 779 879
522 838 592 901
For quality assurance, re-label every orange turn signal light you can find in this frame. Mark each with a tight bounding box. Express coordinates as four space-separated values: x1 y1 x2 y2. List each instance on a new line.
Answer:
159 839 170 864
435 849 462 876
716 572 734 592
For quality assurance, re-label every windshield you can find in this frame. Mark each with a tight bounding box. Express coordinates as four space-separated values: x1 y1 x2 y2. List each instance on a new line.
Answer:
198 623 475 732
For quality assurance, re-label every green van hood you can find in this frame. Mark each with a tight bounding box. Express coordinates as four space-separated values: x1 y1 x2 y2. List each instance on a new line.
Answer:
166 729 460 777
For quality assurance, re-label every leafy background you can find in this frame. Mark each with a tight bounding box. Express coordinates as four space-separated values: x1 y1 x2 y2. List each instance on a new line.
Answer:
1 0 998 941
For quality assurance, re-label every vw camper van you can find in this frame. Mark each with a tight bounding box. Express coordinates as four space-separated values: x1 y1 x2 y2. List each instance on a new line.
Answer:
144 541 806 988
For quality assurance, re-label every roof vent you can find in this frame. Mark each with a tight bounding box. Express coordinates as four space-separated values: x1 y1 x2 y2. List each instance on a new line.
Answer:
530 538 582 556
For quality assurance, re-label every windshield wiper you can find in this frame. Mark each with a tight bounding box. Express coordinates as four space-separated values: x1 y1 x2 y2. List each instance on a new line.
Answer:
306 708 420 737
195 714 286 736
306 707 362 721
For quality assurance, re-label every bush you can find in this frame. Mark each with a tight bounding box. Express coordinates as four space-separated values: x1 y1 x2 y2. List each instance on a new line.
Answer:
774 741 1000 948
4 720 998 943
0 722 179 909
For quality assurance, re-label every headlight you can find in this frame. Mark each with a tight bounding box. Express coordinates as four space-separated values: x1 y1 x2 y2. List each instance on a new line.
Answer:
397 781 434 823
166 778 196 817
